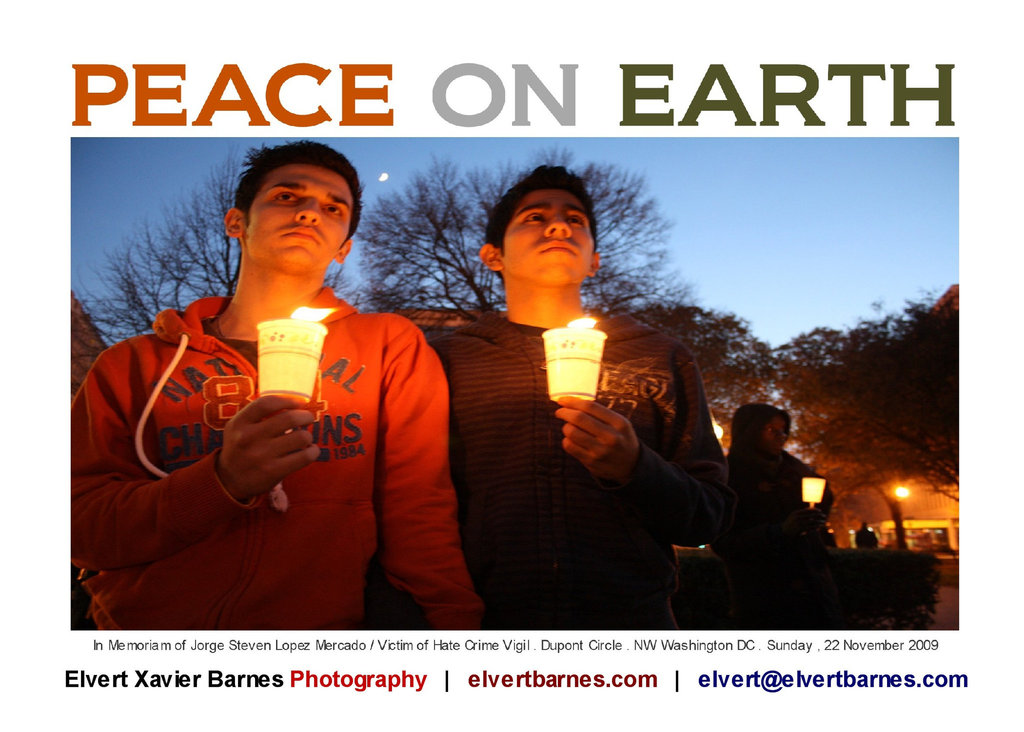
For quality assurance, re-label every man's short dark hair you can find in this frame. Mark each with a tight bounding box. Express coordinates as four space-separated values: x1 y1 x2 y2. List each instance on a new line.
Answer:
485 165 597 251
234 141 363 237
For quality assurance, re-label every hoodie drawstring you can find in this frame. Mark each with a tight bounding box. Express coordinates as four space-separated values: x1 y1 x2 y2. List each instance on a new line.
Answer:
135 334 190 479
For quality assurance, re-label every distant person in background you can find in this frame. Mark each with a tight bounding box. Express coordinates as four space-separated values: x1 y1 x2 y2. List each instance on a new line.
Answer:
855 521 879 548
712 403 844 630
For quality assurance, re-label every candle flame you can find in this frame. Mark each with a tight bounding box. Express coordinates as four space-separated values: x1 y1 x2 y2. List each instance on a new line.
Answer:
291 307 334 322
567 317 597 329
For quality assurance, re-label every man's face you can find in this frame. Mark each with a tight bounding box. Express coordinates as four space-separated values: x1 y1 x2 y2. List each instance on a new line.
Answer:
224 163 354 277
480 188 599 287
757 415 789 457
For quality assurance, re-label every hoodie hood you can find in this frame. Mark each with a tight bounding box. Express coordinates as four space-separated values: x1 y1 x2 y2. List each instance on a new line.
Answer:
729 403 791 458
152 288 358 351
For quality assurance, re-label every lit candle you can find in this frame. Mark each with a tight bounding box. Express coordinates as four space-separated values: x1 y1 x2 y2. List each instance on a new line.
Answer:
541 317 607 401
256 307 333 401
802 477 826 508
256 307 333 513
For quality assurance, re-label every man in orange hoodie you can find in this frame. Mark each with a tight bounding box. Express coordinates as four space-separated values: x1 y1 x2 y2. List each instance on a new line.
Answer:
72 141 482 629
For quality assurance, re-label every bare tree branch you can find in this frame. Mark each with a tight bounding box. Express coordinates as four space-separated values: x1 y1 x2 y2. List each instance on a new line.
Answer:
358 152 689 317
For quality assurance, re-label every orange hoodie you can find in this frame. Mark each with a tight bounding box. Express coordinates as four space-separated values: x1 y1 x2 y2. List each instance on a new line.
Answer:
71 290 482 629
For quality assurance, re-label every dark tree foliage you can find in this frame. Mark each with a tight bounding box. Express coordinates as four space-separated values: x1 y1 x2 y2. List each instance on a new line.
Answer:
80 153 354 343
357 151 687 319
775 297 959 502
632 301 776 435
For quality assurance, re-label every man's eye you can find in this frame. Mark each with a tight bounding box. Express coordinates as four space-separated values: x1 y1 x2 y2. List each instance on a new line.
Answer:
568 215 586 225
524 212 544 222
275 192 295 201
325 204 344 215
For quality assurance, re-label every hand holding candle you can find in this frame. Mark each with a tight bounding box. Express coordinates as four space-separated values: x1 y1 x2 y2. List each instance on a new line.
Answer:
555 396 641 484
542 317 607 401
250 306 332 511
215 395 319 504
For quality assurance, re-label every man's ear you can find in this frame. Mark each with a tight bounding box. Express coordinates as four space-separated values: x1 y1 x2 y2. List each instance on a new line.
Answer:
334 239 353 265
479 243 504 272
587 251 601 277
224 208 246 238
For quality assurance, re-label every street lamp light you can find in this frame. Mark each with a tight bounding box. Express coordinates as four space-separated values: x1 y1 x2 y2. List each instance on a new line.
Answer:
892 485 910 550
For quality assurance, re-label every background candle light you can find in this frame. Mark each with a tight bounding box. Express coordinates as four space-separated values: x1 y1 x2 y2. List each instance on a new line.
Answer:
256 308 331 401
541 318 607 401
802 477 827 508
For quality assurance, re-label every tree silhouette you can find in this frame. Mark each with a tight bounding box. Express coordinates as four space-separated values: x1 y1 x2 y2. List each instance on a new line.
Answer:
776 296 958 504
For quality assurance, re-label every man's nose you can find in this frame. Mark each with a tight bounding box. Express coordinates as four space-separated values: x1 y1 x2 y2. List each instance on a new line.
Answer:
295 199 320 225
545 217 571 238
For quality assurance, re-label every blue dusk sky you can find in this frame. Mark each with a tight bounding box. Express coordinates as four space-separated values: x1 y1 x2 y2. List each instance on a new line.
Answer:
71 136 957 347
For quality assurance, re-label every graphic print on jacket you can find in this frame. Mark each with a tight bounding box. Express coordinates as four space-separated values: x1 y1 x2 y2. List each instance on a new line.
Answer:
156 353 367 472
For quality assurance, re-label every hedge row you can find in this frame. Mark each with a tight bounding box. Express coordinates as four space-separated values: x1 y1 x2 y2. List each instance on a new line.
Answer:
672 548 941 630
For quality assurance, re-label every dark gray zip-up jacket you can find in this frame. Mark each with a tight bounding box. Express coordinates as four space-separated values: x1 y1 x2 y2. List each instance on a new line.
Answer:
431 313 734 629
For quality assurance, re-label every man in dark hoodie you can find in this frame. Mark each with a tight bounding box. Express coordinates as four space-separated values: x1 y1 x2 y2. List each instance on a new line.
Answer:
431 165 734 629
712 403 844 629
